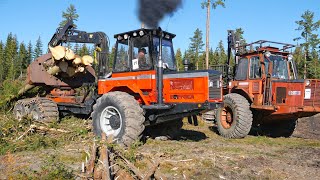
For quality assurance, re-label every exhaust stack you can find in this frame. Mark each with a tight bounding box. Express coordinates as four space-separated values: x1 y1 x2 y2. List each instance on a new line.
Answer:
157 30 164 105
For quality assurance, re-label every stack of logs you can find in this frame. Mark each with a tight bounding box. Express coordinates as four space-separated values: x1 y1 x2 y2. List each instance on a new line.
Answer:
82 133 167 180
16 46 95 96
48 45 94 77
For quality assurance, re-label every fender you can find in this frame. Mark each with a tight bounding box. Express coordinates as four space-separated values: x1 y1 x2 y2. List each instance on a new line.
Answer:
100 84 151 105
231 88 253 103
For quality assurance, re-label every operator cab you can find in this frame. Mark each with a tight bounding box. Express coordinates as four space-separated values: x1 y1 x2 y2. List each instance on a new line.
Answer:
235 40 297 81
113 29 176 73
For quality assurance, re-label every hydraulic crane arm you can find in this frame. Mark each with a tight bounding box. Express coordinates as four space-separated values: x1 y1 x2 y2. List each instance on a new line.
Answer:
48 19 110 77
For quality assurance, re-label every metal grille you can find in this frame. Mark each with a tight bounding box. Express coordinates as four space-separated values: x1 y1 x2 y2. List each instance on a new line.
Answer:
304 80 320 106
209 74 221 99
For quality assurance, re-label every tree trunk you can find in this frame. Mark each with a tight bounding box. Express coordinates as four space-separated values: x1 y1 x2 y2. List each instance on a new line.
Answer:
205 0 211 70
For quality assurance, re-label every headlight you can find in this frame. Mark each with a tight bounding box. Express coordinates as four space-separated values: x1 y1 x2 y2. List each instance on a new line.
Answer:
265 51 271 57
117 35 123 40
209 80 214 87
305 80 311 86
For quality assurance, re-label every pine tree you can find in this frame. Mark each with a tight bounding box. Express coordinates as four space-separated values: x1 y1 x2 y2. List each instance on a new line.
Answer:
74 43 80 54
294 10 320 78
293 45 304 78
235 28 246 46
27 41 33 64
213 47 220 65
217 40 227 64
199 53 206 70
18 42 28 77
60 4 79 27
175 48 183 71
201 0 225 69
0 41 4 82
79 44 89 56
188 28 205 70
208 47 215 67
4 33 19 80
34 36 43 59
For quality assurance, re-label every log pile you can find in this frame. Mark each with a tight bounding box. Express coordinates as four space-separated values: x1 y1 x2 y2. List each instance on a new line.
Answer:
48 45 94 77
81 133 167 180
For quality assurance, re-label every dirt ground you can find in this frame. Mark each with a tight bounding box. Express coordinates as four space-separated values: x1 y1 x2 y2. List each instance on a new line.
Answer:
0 115 319 179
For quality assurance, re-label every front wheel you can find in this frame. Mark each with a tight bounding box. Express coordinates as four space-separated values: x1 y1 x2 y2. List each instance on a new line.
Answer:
216 93 253 138
91 91 145 146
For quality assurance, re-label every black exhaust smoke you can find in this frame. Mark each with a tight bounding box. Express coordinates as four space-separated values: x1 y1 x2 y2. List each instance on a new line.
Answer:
138 0 182 28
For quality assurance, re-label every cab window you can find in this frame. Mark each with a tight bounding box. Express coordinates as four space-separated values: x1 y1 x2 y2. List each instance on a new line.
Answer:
153 37 176 70
249 56 261 79
114 39 130 72
132 35 152 71
235 58 248 80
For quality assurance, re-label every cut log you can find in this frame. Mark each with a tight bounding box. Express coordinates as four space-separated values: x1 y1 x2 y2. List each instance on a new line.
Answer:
73 55 82 65
49 45 66 60
58 61 69 72
65 48 76 60
66 66 76 77
47 65 61 75
82 55 94 66
101 132 111 180
76 66 85 73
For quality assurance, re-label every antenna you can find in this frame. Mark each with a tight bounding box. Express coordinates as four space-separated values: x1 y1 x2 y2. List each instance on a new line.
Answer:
165 16 172 31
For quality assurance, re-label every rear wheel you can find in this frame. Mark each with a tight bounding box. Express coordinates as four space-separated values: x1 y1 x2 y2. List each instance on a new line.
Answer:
91 91 145 146
26 98 59 122
259 119 297 137
216 93 253 138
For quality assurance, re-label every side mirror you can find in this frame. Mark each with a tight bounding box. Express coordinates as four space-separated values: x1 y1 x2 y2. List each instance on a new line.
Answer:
163 63 169 69
183 59 190 71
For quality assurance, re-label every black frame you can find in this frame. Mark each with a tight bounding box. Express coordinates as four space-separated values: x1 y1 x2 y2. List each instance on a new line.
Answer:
112 29 176 73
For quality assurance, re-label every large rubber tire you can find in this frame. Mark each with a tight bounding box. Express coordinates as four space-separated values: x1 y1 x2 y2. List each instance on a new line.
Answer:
216 93 253 138
91 91 145 146
260 119 297 138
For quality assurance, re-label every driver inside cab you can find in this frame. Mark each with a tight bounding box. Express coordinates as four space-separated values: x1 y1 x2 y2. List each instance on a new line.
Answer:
132 47 150 70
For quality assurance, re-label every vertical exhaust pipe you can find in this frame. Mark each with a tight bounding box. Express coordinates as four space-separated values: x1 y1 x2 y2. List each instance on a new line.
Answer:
157 29 164 105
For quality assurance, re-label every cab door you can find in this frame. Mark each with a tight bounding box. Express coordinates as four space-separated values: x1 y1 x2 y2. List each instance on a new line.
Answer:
233 58 250 93
249 56 262 103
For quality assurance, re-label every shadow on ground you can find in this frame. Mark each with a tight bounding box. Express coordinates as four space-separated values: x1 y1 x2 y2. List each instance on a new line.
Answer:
178 129 207 141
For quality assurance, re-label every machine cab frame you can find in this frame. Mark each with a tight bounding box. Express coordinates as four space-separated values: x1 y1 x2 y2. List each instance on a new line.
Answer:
113 29 177 73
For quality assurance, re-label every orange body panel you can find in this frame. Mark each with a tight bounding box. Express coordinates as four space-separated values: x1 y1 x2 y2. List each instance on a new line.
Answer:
229 78 320 119
47 88 80 104
98 70 222 105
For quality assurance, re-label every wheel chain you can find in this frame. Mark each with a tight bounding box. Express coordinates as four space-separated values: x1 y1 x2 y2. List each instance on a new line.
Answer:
14 97 59 122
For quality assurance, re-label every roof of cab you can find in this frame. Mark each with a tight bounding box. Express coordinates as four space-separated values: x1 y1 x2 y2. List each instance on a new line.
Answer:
114 28 176 39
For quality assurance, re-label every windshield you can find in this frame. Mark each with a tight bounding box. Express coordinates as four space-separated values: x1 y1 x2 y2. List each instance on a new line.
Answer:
264 55 289 79
153 37 176 70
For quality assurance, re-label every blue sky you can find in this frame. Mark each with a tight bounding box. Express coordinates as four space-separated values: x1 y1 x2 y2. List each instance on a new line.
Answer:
0 0 319 53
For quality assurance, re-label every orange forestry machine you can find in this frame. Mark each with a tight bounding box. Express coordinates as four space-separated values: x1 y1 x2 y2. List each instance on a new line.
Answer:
205 30 320 138
92 28 223 145
14 20 224 146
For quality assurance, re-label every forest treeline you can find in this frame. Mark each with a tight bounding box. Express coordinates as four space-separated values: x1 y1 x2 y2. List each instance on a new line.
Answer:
0 5 319 88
